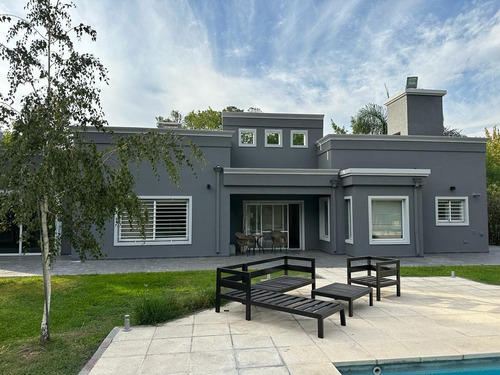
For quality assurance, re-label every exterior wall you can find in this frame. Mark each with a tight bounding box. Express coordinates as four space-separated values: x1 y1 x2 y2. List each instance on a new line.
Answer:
71 129 234 259
318 135 488 254
223 112 323 168
385 89 446 136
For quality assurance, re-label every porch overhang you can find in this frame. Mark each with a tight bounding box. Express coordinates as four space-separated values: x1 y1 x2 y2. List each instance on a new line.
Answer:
340 168 431 186
223 168 339 187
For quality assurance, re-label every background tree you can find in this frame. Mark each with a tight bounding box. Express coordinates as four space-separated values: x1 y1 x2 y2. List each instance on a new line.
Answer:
0 0 204 342
485 126 500 245
444 126 466 137
158 106 244 130
350 103 387 134
331 119 348 134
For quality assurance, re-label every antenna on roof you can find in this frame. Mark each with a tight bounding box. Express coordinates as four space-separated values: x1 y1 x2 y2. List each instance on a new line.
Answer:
384 83 390 99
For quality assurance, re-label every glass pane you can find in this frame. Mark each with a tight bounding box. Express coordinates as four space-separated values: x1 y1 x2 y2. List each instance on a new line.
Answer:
246 204 261 234
372 200 402 239
262 205 273 231
344 199 351 239
240 131 254 145
293 133 305 146
323 200 329 236
274 205 283 230
266 132 280 145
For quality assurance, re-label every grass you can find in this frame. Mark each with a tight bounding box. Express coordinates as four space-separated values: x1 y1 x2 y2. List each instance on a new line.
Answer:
401 265 500 285
0 265 499 375
0 270 216 375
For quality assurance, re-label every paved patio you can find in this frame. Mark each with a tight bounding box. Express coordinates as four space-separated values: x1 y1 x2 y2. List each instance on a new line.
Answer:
80 267 500 375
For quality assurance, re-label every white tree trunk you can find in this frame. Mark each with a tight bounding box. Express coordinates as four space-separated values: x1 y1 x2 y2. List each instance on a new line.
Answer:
40 198 52 342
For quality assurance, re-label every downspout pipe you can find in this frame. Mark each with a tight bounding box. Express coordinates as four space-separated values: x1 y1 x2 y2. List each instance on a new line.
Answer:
214 165 223 254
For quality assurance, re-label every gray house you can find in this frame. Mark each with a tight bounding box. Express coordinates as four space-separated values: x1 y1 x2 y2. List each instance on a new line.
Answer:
0 86 488 258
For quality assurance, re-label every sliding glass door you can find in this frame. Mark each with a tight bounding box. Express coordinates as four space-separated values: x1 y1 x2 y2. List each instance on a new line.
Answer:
244 201 302 250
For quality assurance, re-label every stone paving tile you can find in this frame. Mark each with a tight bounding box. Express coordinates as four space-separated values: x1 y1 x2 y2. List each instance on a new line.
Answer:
101 339 151 358
140 353 190 374
239 366 289 375
231 334 274 349
192 322 230 336
154 324 193 339
317 342 375 365
88 355 144 375
278 345 331 366
147 337 191 355
235 347 283 368
288 363 341 375
191 335 232 352
113 326 156 341
189 350 236 372
270 330 315 347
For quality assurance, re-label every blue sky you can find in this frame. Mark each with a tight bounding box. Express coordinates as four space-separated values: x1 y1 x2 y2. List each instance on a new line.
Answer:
1 0 499 136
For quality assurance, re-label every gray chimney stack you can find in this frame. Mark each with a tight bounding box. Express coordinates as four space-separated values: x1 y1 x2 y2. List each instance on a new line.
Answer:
385 83 446 136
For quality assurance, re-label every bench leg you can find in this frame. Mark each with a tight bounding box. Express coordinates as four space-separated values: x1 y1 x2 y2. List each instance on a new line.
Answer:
317 318 324 338
369 290 373 306
397 283 401 297
245 304 252 321
376 287 381 301
340 309 346 326
215 295 220 313
348 300 354 317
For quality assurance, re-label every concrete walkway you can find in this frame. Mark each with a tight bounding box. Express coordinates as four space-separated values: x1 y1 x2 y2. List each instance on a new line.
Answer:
1 247 500 277
80 268 500 375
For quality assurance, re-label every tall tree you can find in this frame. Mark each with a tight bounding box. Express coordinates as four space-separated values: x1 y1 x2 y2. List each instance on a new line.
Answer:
158 106 244 130
350 103 387 134
331 119 348 134
485 126 500 245
0 0 203 342
443 126 466 137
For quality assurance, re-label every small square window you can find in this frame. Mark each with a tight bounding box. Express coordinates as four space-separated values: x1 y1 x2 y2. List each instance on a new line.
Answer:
291 130 308 148
239 129 256 147
265 129 282 147
435 197 469 226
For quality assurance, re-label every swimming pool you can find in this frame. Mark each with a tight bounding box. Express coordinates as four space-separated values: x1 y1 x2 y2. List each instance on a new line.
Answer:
336 357 500 375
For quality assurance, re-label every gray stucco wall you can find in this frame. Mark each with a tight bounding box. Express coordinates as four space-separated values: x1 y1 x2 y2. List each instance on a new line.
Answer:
71 129 234 259
223 112 324 168
317 135 488 254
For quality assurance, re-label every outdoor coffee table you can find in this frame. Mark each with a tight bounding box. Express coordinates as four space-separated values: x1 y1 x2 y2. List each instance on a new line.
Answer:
311 282 373 317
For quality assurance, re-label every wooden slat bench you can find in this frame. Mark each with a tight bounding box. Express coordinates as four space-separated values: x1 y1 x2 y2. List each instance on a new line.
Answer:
215 256 346 338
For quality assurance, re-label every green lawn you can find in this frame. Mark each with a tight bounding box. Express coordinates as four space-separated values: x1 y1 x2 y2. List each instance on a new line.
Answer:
0 265 499 375
0 271 216 375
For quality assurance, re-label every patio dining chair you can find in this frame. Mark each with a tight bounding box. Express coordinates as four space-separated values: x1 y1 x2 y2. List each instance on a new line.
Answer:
235 232 256 256
270 231 288 254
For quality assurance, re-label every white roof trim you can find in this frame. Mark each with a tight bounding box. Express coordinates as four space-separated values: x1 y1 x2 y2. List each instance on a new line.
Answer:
316 134 487 147
224 168 339 176
222 112 324 120
340 168 431 178
384 88 447 106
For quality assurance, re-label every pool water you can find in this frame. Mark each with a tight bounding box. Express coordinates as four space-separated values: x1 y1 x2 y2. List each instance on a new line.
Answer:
336 357 500 375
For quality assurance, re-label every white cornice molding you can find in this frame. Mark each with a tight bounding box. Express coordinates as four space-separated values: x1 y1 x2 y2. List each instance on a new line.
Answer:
222 112 324 120
224 168 339 175
316 134 487 147
384 88 447 106
339 168 431 178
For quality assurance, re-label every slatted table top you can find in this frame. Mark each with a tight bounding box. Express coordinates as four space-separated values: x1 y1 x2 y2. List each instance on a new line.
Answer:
313 282 372 299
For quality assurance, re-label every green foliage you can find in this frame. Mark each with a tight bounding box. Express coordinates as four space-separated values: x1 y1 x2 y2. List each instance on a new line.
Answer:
443 126 466 137
331 119 348 134
157 106 245 130
487 184 500 245
0 271 216 375
351 103 387 134
400 265 500 285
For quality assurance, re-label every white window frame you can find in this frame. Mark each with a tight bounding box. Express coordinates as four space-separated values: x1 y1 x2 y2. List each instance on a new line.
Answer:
290 130 308 148
114 196 192 246
368 196 410 245
238 128 256 147
265 129 282 147
344 196 353 244
319 197 330 242
435 197 469 226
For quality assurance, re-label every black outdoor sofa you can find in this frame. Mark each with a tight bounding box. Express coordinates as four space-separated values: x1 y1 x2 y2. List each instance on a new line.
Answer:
215 256 346 338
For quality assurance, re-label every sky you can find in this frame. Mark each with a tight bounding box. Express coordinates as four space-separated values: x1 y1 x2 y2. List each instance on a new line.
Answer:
0 0 499 137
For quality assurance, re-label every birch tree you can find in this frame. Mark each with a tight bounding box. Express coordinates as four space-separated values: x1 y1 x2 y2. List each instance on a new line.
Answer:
0 0 203 342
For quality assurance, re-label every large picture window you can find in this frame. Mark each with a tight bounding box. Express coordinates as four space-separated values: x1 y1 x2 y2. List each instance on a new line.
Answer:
115 197 192 245
369 196 409 245
319 197 330 242
435 197 469 226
